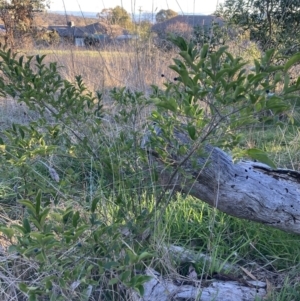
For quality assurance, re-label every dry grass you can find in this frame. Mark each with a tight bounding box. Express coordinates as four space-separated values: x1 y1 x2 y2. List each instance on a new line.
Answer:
0 41 177 131
0 98 40 129
25 42 177 93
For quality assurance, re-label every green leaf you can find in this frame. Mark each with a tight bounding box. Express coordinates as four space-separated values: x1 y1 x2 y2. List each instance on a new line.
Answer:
39 208 51 228
29 293 38 301
31 219 42 231
215 68 230 81
19 127 25 139
138 251 153 261
62 209 73 224
35 190 41 216
0 227 14 239
187 124 196 140
104 261 119 270
210 53 217 71
168 35 188 51
265 65 284 72
91 197 100 213
120 270 131 282
203 67 215 81
284 53 300 72
253 59 261 73
129 275 152 289
72 211 80 228
41 235 57 245
126 249 138 264
200 44 209 59
30 232 44 242
19 200 36 215
155 98 177 113
58 277 66 288
23 218 31 234
247 73 266 84
45 279 53 290
265 97 289 114
108 278 119 285
262 48 276 66
135 284 144 296
73 225 88 240
179 51 193 66
19 283 28 293
245 149 276 168
284 73 290 90
134 275 152 285
10 224 27 234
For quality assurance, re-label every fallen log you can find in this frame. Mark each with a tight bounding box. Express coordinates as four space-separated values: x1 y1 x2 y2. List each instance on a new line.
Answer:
146 131 300 234
138 268 266 301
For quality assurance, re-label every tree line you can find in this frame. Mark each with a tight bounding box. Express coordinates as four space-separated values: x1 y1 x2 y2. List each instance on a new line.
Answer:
1 0 300 55
217 0 300 55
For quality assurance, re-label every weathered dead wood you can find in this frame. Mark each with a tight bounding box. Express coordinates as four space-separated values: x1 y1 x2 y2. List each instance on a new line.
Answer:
138 268 266 301
147 132 300 234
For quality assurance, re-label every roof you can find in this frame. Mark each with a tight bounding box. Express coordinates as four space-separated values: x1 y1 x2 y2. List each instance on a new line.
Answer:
49 22 126 38
152 15 224 33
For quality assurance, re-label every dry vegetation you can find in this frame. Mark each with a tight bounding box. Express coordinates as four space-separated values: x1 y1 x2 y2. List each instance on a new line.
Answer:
30 45 175 92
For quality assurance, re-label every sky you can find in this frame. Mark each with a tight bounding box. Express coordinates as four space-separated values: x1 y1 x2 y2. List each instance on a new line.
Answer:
49 0 224 15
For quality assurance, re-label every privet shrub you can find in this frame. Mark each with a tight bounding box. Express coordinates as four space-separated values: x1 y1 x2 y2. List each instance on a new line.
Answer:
0 37 300 300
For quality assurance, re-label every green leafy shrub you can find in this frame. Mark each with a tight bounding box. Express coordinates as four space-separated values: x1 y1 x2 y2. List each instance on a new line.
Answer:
0 35 300 300
147 35 300 173
0 47 153 300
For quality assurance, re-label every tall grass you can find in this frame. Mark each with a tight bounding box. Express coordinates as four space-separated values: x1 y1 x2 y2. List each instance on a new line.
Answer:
28 42 176 92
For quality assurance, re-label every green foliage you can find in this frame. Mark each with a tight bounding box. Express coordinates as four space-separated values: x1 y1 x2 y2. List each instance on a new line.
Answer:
0 46 154 300
1 35 300 299
217 0 300 55
164 194 300 276
134 20 152 39
1 194 152 300
192 21 229 52
34 28 60 47
0 47 107 202
243 148 276 168
97 6 133 30
155 9 178 23
0 0 49 48
146 35 300 170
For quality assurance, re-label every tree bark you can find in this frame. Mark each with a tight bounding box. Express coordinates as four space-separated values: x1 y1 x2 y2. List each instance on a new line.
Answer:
149 138 300 234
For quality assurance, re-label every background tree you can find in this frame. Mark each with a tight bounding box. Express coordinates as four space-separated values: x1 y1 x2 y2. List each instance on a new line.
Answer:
0 0 49 49
155 9 178 23
217 0 300 55
135 20 152 39
97 6 133 30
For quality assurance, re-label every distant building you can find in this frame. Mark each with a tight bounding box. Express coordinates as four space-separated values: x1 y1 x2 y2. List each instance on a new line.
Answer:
48 21 106 46
151 15 224 37
48 21 136 47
